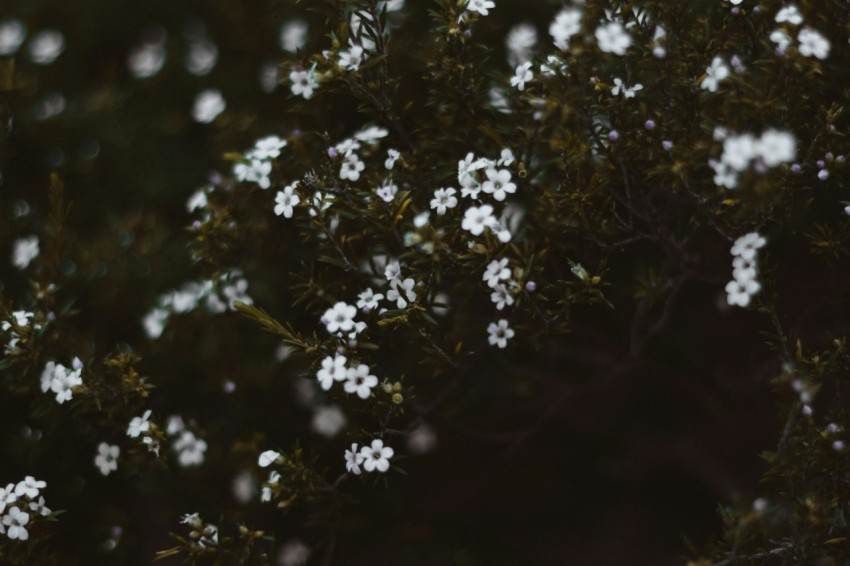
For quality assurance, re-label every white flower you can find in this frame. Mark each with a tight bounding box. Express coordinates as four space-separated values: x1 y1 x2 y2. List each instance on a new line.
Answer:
274 183 301 218
721 134 757 172
338 43 364 71
127 409 152 438
458 153 491 185
710 160 738 189
316 354 348 391
797 27 830 60
345 443 364 475
360 439 394 472
460 175 482 199
700 57 730 93
29 30 64 65
185 39 218 76
12 236 39 269
0 19 26 56
731 232 767 260
191 89 226 123
549 8 582 51
340 154 365 181
510 62 533 91
376 181 398 203
344 364 378 399
385 149 400 170
611 78 643 98
430 188 458 215
322 302 357 334
14 476 45 499
491 284 514 310
290 69 319 99
387 278 417 309
465 0 496 17
726 278 761 307
166 415 186 436
3 506 29 541
142 435 161 456
481 168 516 202
279 19 308 53
10 311 33 328
483 258 511 288
279 539 312 566
311 405 347 438
595 22 631 55
775 6 803 26
770 29 792 54
335 138 361 156
94 443 120 476
756 130 796 167
173 430 207 467
384 260 402 282
0 484 17 514
143 308 169 339
354 126 389 143
357 288 384 312
253 136 287 160
186 188 208 213
234 158 271 189
732 256 757 283
540 54 567 76
487 319 515 349
28 496 50 517
498 149 515 167
258 450 281 468
506 23 537 66
462 204 496 236
127 43 166 79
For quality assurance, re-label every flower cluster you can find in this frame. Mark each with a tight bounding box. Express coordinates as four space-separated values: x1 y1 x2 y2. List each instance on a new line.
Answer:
0 476 51 542
456 151 518 242
166 415 208 467
768 6 830 60
725 232 766 308
142 269 253 339
39 358 83 404
709 128 796 189
1 310 36 354
234 135 288 189
126 409 162 456
344 439 394 475
315 355 379 400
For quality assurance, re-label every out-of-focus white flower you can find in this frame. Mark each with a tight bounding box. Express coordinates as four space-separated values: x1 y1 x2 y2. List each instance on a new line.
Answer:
185 39 218 76
0 19 26 56
29 29 64 65
595 22 631 55
280 20 308 53
12 236 39 269
191 89 226 123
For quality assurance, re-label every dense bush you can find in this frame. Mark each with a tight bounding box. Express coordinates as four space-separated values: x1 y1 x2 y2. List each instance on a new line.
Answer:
2 0 850 564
